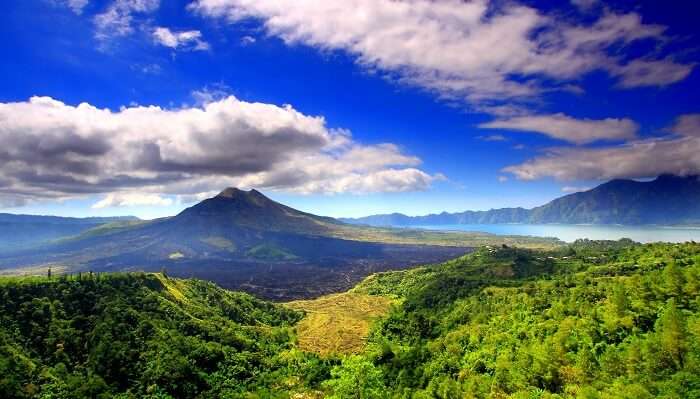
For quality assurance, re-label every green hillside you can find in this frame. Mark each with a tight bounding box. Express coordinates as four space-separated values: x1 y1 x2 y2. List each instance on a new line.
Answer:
2 241 700 398
0 273 330 398
341 240 700 398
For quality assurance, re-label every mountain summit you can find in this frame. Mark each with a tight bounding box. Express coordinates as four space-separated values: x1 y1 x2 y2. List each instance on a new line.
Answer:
176 187 338 234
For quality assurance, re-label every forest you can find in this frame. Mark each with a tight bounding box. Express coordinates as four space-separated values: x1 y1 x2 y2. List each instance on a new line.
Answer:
1 239 699 398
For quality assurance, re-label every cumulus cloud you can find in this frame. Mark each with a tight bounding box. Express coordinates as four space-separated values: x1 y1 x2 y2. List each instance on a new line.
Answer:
94 0 159 42
479 113 639 144
92 193 173 208
0 96 442 206
504 114 700 180
153 27 210 51
190 0 693 110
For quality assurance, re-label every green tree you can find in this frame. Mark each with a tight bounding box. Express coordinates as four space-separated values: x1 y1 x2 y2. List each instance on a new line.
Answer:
323 356 387 399
656 298 686 369
663 261 685 300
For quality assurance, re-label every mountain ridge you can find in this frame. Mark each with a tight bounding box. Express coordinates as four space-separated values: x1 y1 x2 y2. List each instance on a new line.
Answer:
342 174 700 226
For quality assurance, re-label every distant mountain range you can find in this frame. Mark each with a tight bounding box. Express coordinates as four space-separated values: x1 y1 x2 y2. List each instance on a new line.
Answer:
342 175 700 227
0 213 138 252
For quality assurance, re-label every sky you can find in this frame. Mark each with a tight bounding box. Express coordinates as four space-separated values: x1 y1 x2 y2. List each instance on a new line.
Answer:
1 0 699 219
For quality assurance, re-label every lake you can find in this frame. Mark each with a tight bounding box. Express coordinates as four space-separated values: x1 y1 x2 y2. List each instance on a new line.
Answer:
414 224 700 243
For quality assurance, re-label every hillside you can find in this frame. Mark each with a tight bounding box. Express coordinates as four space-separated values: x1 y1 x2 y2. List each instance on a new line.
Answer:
0 272 326 398
335 240 700 397
0 214 139 253
2 241 699 398
0 188 557 299
343 174 700 226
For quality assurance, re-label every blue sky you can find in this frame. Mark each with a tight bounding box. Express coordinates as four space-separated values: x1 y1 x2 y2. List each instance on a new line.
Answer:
1 0 699 219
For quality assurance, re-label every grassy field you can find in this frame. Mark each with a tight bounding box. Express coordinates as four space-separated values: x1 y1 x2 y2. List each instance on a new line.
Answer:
285 291 395 356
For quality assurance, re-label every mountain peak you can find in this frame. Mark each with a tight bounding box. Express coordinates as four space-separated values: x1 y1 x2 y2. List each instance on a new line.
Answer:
217 187 247 198
216 187 269 200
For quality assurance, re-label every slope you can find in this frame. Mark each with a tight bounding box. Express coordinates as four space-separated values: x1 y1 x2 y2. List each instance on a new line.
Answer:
328 240 700 398
0 272 329 398
0 214 139 253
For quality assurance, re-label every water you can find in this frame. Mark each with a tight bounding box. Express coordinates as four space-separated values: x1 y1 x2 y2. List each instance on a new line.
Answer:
414 224 700 243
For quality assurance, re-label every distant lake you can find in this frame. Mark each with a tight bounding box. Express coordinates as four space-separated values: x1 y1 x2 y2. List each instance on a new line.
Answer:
414 224 700 243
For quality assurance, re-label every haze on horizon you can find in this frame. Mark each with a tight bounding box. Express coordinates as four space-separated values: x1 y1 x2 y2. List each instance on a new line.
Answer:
2 0 700 219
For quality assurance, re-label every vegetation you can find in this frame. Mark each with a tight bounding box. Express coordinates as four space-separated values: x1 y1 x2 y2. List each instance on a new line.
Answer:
0 273 332 398
340 239 700 398
286 292 395 356
245 244 298 261
2 239 700 398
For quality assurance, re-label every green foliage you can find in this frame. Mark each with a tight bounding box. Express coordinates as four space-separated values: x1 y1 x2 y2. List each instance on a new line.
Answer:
0 273 327 398
323 355 387 399
3 241 700 398
355 241 700 398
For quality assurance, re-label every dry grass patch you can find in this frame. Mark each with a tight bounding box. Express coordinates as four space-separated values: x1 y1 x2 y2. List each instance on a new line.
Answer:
286 292 394 356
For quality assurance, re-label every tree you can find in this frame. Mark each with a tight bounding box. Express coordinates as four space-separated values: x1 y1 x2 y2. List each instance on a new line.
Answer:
323 356 387 399
656 298 686 369
663 261 685 300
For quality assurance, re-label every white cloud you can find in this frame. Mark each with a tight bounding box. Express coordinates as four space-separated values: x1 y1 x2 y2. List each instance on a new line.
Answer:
498 176 509 183
94 0 159 42
0 96 442 205
190 0 693 110
479 113 638 144
504 114 700 180
240 35 256 46
613 58 695 88
153 27 210 51
53 0 89 14
670 114 700 137
92 193 173 208
191 83 231 105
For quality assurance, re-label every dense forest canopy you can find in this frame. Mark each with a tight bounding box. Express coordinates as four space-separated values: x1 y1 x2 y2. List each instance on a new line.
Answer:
1 239 699 398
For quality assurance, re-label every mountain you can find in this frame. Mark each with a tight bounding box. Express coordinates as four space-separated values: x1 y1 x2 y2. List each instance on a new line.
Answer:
0 213 139 252
343 174 700 226
1 188 492 299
